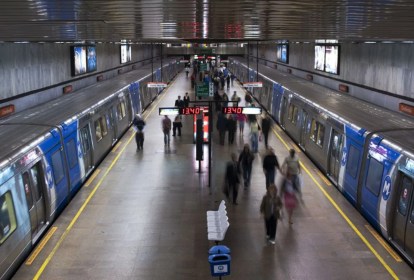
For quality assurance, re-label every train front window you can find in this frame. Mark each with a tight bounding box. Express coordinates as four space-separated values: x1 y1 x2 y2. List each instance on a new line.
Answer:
398 176 412 216
0 192 17 244
346 145 360 179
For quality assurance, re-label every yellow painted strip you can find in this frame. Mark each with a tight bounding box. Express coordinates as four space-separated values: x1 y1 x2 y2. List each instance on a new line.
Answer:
315 169 332 186
84 169 100 187
365 225 402 262
112 141 122 153
25 227 57 265
271 127 399 279
33 75 177 280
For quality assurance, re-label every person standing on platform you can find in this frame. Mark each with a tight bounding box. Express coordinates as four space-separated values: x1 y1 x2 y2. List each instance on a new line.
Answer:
230 73 236 87
231 91 240 104
185 66 190 78
223 153 241 205
260 184 282 244
261 115 271 148
281 171 298 224
227 115 237 145
263 147 281 189
250 119 260 153
282 149 302 201
238 144 255 188
172 115 182 136
175 95 185 109
183 92 190 107
237 113 246 135
162 115 172 146
226 75 231 91
245 92 253 105
133 114 146 151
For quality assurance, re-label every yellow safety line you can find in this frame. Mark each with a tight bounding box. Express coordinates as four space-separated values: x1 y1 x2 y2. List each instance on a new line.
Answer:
270 127 399 279
111 141 122 153
365 225 402 262
34 76 177 280
25 227 57 265
84 169 100 187
315 169 332 186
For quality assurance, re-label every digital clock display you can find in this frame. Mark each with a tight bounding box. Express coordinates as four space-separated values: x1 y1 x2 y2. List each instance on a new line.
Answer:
222 107 262 115
179 107 202 115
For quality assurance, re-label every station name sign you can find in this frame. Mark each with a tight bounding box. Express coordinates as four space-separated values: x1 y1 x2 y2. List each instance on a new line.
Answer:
148 82 167 88
243 82 262 88
222 107 262 115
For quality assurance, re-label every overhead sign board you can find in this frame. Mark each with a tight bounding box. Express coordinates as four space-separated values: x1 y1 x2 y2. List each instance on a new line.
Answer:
196 82 214 97
148 82 167 88
180 60 189 63
222 107 262 115
243 82 263 88
159 107 179 116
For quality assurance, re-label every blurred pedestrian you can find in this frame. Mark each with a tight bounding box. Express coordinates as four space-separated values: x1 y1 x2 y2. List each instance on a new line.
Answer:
262 147 281 189
281 171 298 224
238 143 255 188
261 115 271 148
282 149 302 201
133 114 146 151
217 112 227 145
250 119 259 153
236 113 247 135
227 115 237 144
260 184 282 244
223 153 241 205
183 92 190 107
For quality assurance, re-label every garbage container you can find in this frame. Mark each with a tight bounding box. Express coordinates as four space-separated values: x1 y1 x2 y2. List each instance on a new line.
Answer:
208 245 231 277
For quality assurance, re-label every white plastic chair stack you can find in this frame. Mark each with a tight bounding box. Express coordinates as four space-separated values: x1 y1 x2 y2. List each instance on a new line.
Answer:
206 200 229 242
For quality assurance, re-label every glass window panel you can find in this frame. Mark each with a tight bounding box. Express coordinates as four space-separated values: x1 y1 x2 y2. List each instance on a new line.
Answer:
0 192 17 244
398 176 412 216
66 139 78 169
365 158 384 196
51 150 65 184
346 145 360 178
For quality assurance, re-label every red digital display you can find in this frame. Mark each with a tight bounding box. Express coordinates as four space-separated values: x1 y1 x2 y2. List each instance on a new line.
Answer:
222 107 243 114
179 107 202 115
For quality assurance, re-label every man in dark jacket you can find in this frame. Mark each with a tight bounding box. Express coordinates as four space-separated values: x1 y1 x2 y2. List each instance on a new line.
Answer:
262 147 281 189
224 153 241 205
133 114 146 151
261 115 271 148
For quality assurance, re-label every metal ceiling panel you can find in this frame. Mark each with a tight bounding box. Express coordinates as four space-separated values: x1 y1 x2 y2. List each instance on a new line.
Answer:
0 0 413 42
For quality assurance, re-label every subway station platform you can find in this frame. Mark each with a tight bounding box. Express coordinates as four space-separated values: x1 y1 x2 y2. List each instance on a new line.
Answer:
13 70 414 280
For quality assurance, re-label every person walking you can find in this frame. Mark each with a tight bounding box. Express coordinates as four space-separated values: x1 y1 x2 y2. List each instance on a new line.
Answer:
236 113 247 135
183 92 190 107
250 119 260 153
282 149 302 201
238 144 255 188
172 115 182 136
216 112 227 145
261 115 271 148
162 115 172 146
224 153 241 205
262 147 281 189
227 115 237 145
133 114 146 151
260 184 283 244
281 172 298 224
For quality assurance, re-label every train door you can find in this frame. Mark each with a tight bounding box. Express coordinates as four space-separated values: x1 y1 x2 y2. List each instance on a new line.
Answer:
280 96 288 127
299 110 309 148
328 130 344 183
109 107 118 144
392 173 414 256
80 124 93 174
22 162 47 242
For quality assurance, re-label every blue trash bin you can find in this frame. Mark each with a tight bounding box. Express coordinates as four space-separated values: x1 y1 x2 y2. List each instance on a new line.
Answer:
208 254 231 277
208 245 231 277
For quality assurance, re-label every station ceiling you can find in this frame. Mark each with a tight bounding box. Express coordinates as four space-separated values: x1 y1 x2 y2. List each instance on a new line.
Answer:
1 0 414 43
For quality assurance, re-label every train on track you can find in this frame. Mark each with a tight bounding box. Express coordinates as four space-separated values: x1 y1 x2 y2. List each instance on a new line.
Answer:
229 56 414 266
0 57 183 279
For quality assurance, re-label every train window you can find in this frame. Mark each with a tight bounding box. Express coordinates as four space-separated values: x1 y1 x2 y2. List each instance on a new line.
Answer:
51 150 65 184
310 119 325 147
22 172 33 208
30 163 44 201
94 120 102 141
66 139 78 169
288 104 294 121
292 106 299 125
117 102 126 120
346 145 360 179
0 192 17 244
365 158 383 196
102 115 109 136
80 126 91 153
398 176 412 216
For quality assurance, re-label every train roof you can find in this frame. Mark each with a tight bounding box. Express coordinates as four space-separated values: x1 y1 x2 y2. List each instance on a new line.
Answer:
230 57 414 151
0 58 179 164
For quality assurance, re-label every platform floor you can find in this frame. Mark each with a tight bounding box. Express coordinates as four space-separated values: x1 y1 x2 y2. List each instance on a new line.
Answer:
14 70 414 280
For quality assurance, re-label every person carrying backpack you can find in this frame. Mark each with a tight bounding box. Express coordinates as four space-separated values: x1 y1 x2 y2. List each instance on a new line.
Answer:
133 114 146 151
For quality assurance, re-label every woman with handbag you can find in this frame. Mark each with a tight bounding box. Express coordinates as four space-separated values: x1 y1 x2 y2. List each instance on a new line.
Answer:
281 171 298 224
260 184 283 244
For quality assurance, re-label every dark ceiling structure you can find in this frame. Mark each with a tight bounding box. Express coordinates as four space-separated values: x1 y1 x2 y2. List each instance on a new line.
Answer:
1 0 414 43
